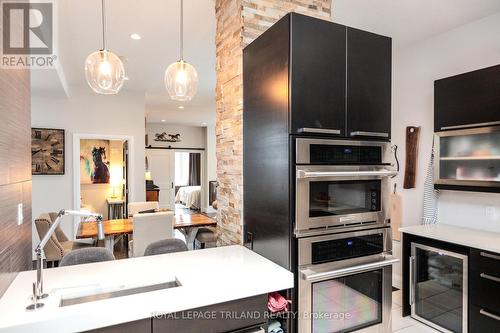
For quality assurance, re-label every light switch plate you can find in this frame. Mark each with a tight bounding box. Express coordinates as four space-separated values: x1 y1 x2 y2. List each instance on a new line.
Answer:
485 206 496 220
17 203 23 225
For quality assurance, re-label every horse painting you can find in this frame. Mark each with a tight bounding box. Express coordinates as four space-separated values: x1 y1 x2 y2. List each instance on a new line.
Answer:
91 147 110 183
154 132 181 142
80 139 111 184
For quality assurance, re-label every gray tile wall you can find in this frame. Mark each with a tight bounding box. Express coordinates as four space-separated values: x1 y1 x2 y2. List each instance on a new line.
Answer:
0 40 32 297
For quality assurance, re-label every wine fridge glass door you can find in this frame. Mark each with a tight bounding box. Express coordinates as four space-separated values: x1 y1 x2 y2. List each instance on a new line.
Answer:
410 243 468 333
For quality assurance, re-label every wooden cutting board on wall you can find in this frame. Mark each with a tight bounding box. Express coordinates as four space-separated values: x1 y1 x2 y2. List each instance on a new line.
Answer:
403 126 421 189
390 190 402 241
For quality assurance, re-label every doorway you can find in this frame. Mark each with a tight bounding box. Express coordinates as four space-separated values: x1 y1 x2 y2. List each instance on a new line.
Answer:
174 151 202 214
146 149 175 210
73 134 135 237
145 148 204 214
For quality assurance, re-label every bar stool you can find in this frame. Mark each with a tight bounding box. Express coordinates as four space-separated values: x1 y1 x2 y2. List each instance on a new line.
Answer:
60 248 115 267
144 239 188 256
195 227 217 249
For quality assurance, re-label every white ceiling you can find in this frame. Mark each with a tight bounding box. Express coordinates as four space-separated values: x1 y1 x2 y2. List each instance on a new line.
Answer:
332 0 500 48
32 0 216 126
32 0 500 125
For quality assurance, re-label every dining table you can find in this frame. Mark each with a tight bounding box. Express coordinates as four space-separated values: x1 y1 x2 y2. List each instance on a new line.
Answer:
76 213 217 251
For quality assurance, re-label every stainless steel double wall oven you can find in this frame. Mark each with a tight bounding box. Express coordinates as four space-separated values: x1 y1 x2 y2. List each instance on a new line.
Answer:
294 138 398 333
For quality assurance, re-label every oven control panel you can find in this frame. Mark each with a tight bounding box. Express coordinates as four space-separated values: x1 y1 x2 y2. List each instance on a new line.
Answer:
311 232 384 265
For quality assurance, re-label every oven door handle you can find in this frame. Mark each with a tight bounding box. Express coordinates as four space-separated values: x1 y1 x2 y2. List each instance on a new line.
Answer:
299 255 399 282
297 169 398 179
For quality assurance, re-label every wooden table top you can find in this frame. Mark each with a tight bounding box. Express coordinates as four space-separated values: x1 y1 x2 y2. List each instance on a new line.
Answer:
173 214 217 228
76 214 217 239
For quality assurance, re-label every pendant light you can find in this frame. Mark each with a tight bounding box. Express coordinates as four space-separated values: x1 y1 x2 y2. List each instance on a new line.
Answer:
85 0 125 95
164 0 198 101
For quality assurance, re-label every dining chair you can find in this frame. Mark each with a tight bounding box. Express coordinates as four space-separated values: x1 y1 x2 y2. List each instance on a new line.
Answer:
127 201 159 217
129 211 177 257
60 248 115 267
144 239 188 256
35 213 96 267
195 227 218 249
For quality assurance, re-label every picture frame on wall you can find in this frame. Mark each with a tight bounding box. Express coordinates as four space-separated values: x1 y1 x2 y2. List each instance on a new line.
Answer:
79 139 111 184
31 128 65 175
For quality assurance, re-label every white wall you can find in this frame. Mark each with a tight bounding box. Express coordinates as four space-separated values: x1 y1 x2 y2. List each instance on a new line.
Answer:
204 125 217 209
31 88 146 248
146 123 205 149
391 11 500 288
206 125 217 182
392 11 500 230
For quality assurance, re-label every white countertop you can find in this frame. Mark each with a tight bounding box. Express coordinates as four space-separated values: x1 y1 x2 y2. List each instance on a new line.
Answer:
400 224 500 254
0 245 294 333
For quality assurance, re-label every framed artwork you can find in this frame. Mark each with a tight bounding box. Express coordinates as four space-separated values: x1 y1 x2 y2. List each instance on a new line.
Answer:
31 128 65 175
80 139 110 184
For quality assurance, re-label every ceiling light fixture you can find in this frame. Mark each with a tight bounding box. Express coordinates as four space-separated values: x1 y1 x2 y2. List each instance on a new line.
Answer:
161 119 166 122
130 33 142 40
164 0 198 102
178 105 184 109
84 0 125 95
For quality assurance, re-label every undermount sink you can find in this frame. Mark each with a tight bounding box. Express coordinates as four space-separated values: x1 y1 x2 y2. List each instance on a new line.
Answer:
60 279 181 307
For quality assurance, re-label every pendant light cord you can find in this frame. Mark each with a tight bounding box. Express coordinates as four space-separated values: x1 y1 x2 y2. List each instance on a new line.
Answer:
101 0 107 50
179 0 183 60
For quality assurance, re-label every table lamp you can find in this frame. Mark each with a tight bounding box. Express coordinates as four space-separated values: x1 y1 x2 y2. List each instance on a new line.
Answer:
110 166 124 199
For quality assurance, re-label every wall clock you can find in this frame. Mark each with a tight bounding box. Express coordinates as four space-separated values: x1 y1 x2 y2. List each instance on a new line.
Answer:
31 128 65 175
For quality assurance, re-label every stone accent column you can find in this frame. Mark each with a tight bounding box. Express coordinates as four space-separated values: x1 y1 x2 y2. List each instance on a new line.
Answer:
215 0 332 245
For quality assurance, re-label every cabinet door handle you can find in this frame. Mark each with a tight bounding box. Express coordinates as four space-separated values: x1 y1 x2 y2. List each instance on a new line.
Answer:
409 256 416 305
481 251 500 261
298 128 341 135
480 273 500 283
480 309 500 321
350 131 389 138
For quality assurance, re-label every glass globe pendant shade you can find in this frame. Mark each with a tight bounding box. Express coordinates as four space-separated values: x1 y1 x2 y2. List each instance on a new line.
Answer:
164 60 198 101
85 50 125 95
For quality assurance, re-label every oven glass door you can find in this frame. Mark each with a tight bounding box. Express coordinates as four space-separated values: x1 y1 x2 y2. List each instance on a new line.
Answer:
312 269 383 333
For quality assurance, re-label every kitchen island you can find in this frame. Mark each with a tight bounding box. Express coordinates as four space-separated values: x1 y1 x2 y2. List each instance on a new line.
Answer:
400 224 500 332
400 223 500 253
0 245 294 333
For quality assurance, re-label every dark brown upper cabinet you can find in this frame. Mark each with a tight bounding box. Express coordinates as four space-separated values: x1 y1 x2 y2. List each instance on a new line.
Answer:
290 14 347 136
435 64 500 132
243 13 392 140
347 27 392 140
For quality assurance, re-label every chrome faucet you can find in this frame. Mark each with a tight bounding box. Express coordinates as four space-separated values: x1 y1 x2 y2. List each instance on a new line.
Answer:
27 209 104 311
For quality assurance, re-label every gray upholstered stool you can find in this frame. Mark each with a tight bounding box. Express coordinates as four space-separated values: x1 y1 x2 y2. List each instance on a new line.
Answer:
144 239 188 256
195 227 217 249
59 248 115 267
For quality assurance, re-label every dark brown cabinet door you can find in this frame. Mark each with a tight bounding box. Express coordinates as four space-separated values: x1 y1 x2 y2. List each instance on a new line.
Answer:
434 64 500 132
152 295 267 333
347 27 391 140
469 249 500 333
290 14 346 135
